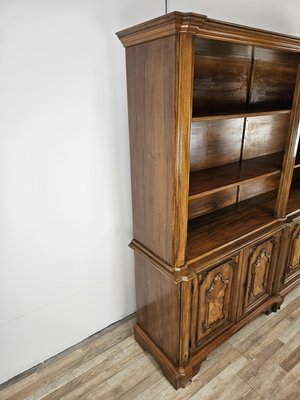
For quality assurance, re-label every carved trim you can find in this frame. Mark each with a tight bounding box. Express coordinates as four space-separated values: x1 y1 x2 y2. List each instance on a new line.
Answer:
249 249 271 299
204 273 230 331
288 230 300 272
117 12 300 51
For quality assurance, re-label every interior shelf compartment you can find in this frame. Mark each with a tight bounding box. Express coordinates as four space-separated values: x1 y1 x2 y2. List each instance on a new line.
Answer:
294 152 300 169
286 180 300 216
190 112 289 172
193 37 299 118
192 109 291 122
187 190 278 261
189 152 283 199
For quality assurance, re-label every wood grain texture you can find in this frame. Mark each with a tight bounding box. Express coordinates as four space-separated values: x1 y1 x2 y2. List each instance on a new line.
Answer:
243 114 289 159
125 36 176 266
239 173 281 202
279 221 300 291
117 12 300 52
243 237 277 312
134 253 181 366
190 119 244 171
172 33 194 267
193 56 251 116
192 108 291 122
275 65 300 218
195 258 238 346
249 62 297 111
188 187 237 219
189 152 283 198
187 191 278 261
287 180 300 216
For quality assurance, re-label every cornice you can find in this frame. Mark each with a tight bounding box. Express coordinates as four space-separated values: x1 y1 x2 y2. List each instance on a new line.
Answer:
116 11 300 52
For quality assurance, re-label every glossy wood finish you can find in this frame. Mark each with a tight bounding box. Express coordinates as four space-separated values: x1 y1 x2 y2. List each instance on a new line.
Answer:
192 108 291 122
286 180 300 216
189 186 237 219
249 61 297 111
242 236 279 314
193 56 251 116
243 114 289 159
117 11 300 390
195 257 239 346
239 173 280 202
125 36 176 266
134 253 181 366
189 152 283 197
275 65 300 218
172 33 194 267
190 118 244 171
117 12 300 52
187 191 278 260
280 221 300 289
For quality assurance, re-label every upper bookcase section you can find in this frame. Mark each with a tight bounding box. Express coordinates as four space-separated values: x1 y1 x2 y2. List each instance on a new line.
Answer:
116 11 300 52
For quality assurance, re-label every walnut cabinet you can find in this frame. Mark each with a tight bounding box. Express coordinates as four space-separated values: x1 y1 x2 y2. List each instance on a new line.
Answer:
117 12 300 388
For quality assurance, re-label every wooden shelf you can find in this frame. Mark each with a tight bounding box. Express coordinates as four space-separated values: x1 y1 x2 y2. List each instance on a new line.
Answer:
189 152 283 199
287 181 300 216
192 109 291 122
187 190 278 261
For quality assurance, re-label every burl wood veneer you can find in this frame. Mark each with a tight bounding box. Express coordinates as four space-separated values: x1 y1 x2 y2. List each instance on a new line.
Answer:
117 12 300 389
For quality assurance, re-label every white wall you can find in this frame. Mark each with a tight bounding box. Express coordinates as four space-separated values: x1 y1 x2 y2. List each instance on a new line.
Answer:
0 0 164 384
0 0 299 385
169 0 300 36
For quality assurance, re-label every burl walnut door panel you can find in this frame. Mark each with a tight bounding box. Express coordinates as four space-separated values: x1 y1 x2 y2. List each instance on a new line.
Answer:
194 256 240 348
241 234 280 315
283 222 300 285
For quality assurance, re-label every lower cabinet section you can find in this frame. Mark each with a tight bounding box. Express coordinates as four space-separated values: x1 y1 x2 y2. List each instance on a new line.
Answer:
192 231 281 351
133 224 299 390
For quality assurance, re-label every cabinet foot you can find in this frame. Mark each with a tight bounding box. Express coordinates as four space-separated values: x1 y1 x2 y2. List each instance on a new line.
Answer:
265 299 283 315
134 324 194 389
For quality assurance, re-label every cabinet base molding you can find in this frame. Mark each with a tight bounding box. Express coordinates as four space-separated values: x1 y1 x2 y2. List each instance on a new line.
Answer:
134 294 284 389
279 275 300 297
134 324 194 389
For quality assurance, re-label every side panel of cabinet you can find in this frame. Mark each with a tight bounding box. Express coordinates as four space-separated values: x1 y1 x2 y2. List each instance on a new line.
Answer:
126 34 193 268
134 252 181 366
238 232 281 318
193 255 240 349
126 37 177 266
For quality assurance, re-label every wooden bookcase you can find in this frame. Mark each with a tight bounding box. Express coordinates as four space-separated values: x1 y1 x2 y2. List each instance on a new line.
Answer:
117 12 300 389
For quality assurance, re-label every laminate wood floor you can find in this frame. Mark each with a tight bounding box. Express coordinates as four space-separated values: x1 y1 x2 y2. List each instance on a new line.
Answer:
1 287 299 400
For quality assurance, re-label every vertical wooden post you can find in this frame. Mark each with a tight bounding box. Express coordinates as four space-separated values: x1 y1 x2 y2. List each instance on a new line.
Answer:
173 33 194 268
275 65 300 218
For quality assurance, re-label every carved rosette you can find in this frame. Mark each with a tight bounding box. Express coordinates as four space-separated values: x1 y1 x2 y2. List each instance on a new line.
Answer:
205 273 229 329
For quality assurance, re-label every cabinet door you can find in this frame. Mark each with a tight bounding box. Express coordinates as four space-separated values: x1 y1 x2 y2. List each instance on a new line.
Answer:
195 257 239 347
283 222 300 285
242 235 279 314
